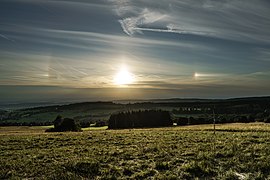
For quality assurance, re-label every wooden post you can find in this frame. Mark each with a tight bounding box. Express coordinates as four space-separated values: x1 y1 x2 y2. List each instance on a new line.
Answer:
213 106 216 135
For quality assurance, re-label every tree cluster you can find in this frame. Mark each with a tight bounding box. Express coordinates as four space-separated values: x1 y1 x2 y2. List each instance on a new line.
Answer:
46 115 81 132
108 110 172 129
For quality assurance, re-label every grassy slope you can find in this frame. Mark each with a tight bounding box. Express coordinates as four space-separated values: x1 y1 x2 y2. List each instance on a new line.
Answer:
1 123 270 179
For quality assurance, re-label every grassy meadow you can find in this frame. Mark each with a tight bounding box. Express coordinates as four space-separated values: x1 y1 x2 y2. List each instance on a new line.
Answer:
1 123 270 179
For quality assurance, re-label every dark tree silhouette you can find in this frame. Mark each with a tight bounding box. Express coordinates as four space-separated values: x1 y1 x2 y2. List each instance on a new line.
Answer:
46 116 81 132
108 110 172 129
54 115 63 129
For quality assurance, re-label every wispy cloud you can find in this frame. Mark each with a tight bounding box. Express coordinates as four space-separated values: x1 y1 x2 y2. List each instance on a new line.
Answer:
256 48 270 62
119 8 168 36
113 0 270 44
0 24 213 53
0 33 15 42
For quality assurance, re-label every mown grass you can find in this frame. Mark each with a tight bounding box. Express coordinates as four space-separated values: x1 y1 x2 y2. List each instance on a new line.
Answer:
1 123 270 179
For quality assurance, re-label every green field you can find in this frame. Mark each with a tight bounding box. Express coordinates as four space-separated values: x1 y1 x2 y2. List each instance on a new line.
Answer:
1 123 270 179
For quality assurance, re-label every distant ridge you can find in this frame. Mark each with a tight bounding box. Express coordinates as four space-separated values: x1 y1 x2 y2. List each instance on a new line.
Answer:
1 96 270 110
114 96 270 104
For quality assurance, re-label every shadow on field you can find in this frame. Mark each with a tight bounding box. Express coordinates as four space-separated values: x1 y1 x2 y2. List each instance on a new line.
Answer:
66 161 100 178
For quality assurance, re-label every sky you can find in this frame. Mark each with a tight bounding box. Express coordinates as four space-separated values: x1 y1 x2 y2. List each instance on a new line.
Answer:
0 0 270 103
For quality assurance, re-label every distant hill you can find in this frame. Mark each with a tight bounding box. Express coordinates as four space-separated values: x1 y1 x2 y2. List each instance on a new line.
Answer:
115 96 270 104
0 96 269 125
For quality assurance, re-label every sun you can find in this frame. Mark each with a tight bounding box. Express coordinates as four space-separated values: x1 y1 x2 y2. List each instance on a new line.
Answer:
114 66 135 86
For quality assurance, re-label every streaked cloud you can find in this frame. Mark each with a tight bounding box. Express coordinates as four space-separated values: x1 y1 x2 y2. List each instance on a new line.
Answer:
114 0 270 44
0 33 15 42
119 8 168 36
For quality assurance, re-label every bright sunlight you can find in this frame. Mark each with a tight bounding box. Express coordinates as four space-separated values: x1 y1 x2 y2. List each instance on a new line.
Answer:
114 65 135 86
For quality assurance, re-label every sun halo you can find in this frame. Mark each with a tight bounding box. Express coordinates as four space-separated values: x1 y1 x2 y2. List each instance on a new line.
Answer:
114 66 135 86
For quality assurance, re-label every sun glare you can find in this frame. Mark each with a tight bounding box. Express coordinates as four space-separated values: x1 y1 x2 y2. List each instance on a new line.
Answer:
114 66 134 86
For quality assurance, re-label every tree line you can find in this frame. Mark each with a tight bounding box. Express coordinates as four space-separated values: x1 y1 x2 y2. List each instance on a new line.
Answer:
0 121 52 126
174 115 270 126
108 110 172 129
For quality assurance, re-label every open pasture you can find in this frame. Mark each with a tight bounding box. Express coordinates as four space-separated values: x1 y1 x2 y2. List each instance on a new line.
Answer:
1 123 270 179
